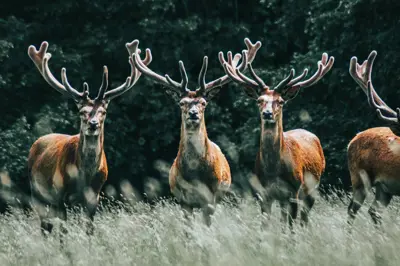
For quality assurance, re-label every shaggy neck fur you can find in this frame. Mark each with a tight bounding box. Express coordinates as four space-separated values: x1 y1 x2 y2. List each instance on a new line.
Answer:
78 126 104 182
179 115 209 162
259 113 284 174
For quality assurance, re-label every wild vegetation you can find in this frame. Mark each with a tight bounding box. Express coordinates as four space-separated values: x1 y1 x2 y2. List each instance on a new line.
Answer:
0 194 399 266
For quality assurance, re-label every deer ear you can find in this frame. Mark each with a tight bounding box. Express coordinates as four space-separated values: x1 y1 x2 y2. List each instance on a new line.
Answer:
204 87 221 100
280 86 300 101
165 89 181 102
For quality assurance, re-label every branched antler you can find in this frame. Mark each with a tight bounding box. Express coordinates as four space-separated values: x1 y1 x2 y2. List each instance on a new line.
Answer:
350 51 399 124
28 40 151 102
132 38 262 98
349 50 396 118
222 51 334 100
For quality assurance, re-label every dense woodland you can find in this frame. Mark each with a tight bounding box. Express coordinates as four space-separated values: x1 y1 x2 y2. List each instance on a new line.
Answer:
0 0 399 208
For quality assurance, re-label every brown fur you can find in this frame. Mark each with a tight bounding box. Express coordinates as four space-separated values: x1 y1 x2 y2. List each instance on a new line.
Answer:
251 91 325 227
168 96 231 226
28 130 108 235
28 134 108 201
347 127 400 224
254 119 325 200
348 127 400 189
169 121 231 193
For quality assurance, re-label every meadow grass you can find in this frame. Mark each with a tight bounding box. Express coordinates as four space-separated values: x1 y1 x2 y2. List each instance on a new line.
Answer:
0 190 399 266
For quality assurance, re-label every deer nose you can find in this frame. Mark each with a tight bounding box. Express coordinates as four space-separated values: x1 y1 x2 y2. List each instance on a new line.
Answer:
189 109 199 119
89 119 99 129
262 111 273 120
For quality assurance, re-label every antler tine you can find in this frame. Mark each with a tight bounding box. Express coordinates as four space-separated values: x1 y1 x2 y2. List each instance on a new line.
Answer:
248 64 266 88
83 82 89 96
195 38 262 94
223 62 260 90
95 66 108 100
60 68 86 102
287 69 309 86
218 46 265 97
349 51 376 89
132 48 184 95
197 38 261 92
274 69 295 92
103 40 153 101
349 50 396 116
294 53 334 88
367 80 397 120
178 61 189 92
197 56 208 94
237 38 262 71
125 40 152 85
377 109 398 123
274 53 334 97
28 42 84 100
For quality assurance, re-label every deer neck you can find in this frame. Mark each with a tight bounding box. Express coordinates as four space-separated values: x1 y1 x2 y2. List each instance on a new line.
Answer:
179 117 209 161
259 114 284 174
78 127 104 181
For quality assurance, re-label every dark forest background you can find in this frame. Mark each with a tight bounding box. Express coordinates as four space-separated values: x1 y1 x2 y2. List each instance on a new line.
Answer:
0 0 399 208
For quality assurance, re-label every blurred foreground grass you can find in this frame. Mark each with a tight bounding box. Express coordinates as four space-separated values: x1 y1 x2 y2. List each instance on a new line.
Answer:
0 191 399 266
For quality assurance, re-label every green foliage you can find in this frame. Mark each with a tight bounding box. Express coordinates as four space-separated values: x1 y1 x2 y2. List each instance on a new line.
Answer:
0 0 399 200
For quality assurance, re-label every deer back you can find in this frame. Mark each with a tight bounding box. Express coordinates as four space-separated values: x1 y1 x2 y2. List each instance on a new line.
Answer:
347 127 400 189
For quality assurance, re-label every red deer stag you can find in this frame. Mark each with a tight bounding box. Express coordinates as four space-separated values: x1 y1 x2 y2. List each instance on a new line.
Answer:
133 38 261 225
222 52 334 227
348 50 400 225
27 40 151 235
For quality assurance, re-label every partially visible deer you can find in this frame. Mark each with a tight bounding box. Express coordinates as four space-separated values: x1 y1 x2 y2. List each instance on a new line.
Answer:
222 52 334 227
133 38 261 225
348 51 400 225
27 40 151 235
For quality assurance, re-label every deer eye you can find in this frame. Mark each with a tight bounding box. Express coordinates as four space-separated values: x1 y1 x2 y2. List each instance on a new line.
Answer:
257 99 263 104
179 101 185 107
201 101 206 106
98 108 107 114
278 100 285 105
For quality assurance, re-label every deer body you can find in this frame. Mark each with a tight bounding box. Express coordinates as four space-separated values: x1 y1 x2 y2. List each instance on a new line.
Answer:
222 52 334 227
169 113 231 212
347 51 400 225
256 127 324 200
27 40 151 235
347 126 400 224
28 133 107 208
348 127 400 195
252 103 325 227
133 38 261 225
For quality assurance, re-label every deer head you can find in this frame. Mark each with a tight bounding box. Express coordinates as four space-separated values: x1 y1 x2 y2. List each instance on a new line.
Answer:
28 40 151 136
222 53 334 125
132 38 261 131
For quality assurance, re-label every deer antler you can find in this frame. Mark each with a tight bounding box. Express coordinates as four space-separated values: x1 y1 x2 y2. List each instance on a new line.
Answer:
222 51 334 100
367 80 399 123
28 40 151 102
28 42 88 102
273 53 334 99
349 50 396 118
103 40 152 101
349 51 398 124
196 38 262 96
132 49 189 96
133 38 261 97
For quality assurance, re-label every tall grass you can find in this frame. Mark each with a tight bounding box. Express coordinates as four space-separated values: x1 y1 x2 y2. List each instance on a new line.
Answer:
0 191 399 266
